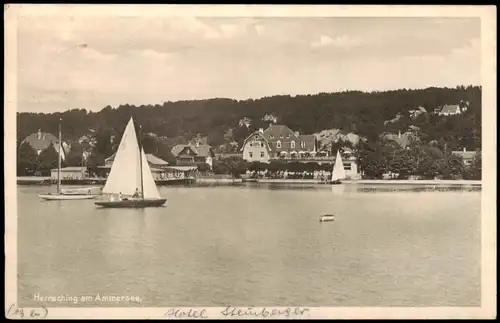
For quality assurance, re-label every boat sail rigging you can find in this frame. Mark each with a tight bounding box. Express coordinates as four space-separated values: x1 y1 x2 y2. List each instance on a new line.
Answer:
97 116 165 207
331 150 346 182
56 117 62 194
38 118 98 200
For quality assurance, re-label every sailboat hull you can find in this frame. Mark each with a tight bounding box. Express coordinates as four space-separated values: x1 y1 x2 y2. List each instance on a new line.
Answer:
39 193 99 201
95 198 167 208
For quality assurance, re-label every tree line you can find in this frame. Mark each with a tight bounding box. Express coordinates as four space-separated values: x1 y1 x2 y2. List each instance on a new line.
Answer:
17 85 481 148
17 85 481 179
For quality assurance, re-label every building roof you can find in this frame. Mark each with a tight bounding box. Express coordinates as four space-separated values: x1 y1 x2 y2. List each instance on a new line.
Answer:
241 125 317 154
382 132 413 148
167 166 198 172
105 152 169 165
22 130 69 153
171 144 213 158
300 134 316 142
440 105 461 114
145 154 169 165
264 125 315 152
263 125 299 140
410 106 427 113
451 150 478 160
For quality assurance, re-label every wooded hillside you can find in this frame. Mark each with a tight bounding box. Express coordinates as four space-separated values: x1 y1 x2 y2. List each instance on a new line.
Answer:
17 85 481 151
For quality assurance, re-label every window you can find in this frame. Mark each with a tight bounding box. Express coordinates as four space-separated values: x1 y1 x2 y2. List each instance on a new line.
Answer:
301 141 305 148
249 152 253 158
280 135 283 138
270 135 274 139
291 141 295 149
276 141 282 148
287 134 290 138
343 162 351 171
260 152 264 158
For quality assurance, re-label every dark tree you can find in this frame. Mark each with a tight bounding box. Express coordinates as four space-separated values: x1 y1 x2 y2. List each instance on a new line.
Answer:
464 152 481 180
64 143 85 167
17 143 38 175
38 144 59 171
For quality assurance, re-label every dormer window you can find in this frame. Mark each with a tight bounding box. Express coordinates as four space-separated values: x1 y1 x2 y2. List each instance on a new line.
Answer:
270 135 274 139
291 141 295 149
276 140 282 149
280 135 283 138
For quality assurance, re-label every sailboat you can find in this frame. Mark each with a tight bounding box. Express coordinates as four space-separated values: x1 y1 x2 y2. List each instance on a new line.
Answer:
94 117 167 208
38 119 100 201
330 150 346 185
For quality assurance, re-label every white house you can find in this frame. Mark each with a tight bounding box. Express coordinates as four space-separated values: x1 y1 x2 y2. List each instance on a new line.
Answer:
439 105 462 116
21 129 69 161
451 148 479 166
51 166 88 179
409 106 427 119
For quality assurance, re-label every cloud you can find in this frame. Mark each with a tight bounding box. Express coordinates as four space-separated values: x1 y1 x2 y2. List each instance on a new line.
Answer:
219 24 239 38
450 38 480 58
29 93 68 104
168 17 219 39
15 16 481 113
134 48 172 60
330 35 360 48
81 47 118 61
254 24 265 35
311 35 333 48
311 35 360 49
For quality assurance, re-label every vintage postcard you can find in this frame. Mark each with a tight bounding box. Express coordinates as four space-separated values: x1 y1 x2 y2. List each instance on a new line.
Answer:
4 4 497 319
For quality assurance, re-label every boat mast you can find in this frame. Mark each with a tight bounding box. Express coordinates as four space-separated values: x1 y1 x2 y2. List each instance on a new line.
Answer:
57 117 62 194
138 124 144 199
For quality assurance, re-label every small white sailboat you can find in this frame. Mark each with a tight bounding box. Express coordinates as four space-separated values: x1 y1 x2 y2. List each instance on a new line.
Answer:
95 117 167 208
330 150 346 185
39 118 99 201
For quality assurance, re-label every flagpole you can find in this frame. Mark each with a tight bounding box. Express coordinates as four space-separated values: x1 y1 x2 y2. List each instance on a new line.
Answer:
138 124 144 199
57 117 62 194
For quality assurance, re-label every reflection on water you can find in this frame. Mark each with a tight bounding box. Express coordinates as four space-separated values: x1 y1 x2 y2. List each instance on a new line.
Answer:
17 185 481 307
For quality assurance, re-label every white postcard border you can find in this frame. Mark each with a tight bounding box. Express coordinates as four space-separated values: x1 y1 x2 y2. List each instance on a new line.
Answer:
4 4 497 319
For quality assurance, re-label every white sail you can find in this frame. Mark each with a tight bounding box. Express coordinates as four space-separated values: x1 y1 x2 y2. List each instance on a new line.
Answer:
331 150 346 181
102 118 142 196
141 148 161 199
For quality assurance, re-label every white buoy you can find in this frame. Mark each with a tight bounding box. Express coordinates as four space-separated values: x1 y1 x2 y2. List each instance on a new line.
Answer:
319 214 335 222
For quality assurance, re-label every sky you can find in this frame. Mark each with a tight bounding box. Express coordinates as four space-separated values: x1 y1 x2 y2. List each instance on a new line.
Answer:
17 16 481 113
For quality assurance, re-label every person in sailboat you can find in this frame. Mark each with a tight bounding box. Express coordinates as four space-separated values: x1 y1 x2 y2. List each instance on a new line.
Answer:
118 192 123 201
132 188 141 198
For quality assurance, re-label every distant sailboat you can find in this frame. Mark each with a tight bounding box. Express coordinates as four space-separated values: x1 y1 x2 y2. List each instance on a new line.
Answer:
330 150 346 185
39 118 99 201
94 117 167 208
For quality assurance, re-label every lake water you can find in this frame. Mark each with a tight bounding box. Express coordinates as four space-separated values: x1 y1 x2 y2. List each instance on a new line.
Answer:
17 184 481 307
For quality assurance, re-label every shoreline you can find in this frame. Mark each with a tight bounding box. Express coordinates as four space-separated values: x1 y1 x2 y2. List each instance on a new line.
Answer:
17 176 481 187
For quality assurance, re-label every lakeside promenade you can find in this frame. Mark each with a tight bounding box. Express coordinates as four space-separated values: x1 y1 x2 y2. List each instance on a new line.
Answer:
17 176 481 186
